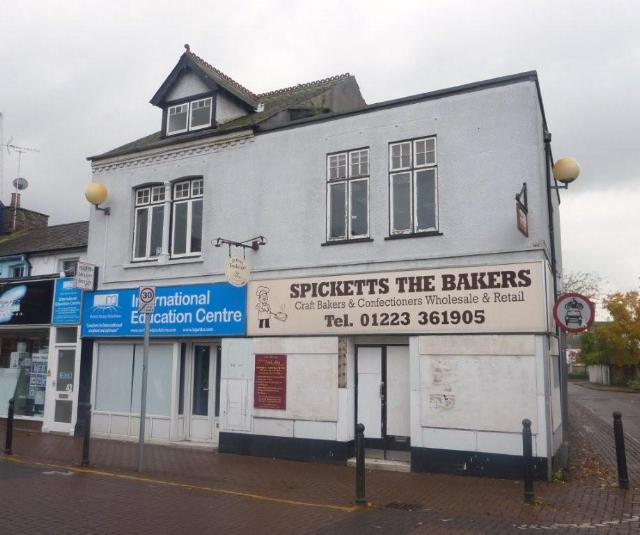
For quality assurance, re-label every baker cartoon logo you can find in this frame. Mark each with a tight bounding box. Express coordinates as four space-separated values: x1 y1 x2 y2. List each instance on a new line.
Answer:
256 286 288 328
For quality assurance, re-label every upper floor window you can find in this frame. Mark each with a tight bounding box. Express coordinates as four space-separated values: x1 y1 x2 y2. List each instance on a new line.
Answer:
171 179 203 257
10 265 26 278
60 258 79 277
389 137 438 235
167 97 213 135
133 185 166 261
327 148 369 241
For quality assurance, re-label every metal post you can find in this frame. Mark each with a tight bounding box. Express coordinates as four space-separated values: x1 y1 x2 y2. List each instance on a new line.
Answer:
4 398 14 455
613 412 629 489
522 418 534 504
355 423 366 505
137 312 151 472
81 404 92 467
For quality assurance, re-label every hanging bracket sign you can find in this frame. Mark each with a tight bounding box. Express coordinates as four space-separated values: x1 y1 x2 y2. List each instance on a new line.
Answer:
225 256 250 287
553 292 595 333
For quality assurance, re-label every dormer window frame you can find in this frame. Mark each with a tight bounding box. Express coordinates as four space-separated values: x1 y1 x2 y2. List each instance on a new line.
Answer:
164 92 217 137
189 97 213 131
167 103 189 135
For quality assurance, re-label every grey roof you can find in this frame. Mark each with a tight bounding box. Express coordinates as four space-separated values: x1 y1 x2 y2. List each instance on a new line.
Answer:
90 72 357 161
0 221 88 257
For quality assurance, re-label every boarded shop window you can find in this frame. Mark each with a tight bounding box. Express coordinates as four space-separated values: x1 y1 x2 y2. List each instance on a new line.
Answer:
95 343 172 416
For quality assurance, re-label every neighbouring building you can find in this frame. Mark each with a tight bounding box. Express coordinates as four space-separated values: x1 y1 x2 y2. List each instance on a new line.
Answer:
0 199 88 434
82 45 566 479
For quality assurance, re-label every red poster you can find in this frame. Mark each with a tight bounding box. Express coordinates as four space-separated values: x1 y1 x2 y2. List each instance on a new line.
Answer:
254 354 287 410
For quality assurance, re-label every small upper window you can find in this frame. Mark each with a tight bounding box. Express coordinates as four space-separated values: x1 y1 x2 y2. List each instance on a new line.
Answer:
167 103 189 135
60 259 79 277
190 98 213 130
327 153 347 180
390 142 411 170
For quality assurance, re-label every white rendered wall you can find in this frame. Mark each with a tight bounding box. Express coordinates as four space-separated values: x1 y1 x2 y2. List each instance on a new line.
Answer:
166 71 209 101
87 80 550 291
216 93 247 124
29 251 86 276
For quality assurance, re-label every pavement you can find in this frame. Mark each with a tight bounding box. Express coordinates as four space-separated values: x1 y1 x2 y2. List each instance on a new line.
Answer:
1 396 640 534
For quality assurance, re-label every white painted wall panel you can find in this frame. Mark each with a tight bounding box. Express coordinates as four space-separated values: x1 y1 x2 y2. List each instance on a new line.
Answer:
419 335 535 356
217 93 247 124
253 417 294 437
294 420 337 440
166 72 209 101
253 337 338 355
422 427 476 451
420 354 537 433
476 431 528 456
253 352 339 422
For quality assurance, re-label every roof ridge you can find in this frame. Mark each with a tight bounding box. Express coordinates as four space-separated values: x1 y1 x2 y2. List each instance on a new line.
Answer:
41 221 89 230
257 73 352 99
186 48 259 101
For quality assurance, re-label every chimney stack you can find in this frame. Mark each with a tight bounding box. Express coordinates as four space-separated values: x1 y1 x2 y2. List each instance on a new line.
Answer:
10 192 21 209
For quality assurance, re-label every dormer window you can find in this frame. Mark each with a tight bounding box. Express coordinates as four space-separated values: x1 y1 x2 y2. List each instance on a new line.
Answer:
166 97 213 136
189 97 212 130
167 103 189 135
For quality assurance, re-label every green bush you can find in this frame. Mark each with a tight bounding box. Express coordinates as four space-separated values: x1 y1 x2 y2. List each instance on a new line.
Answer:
626 379 640 391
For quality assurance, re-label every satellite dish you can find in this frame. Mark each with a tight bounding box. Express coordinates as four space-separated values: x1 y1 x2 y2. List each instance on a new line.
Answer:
12 177 29 191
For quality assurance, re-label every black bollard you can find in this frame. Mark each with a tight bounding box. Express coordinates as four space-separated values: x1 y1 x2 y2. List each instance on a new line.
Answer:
81 404 92 467
522 418 534 504
613 412 629 489
4 398 14 455
355 423 366 505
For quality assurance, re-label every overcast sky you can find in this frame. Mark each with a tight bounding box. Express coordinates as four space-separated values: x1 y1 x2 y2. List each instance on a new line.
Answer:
0 0 638 292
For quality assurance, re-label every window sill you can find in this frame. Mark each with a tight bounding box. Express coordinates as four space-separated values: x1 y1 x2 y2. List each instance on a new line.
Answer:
384 231 442 241
123 257 205 269
321 238 373 246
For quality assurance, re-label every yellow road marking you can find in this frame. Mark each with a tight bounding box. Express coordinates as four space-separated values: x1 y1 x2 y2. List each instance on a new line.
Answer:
2 455 364 512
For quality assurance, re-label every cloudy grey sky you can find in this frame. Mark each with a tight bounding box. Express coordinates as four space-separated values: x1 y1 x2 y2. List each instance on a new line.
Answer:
0 0 638 291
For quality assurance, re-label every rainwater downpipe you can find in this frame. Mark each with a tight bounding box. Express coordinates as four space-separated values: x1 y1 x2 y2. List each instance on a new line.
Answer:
544 131 569 456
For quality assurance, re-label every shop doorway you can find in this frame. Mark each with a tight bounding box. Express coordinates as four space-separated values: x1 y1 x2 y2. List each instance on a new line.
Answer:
183 343 221 443
44 327 80 433
355 345 410 453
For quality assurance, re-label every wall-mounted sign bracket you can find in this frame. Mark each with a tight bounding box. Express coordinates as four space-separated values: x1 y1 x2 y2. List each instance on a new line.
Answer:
214 236 267 257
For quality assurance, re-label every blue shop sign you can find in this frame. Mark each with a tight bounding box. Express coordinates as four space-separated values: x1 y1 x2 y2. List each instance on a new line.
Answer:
52 278 82 325
81 282 246 338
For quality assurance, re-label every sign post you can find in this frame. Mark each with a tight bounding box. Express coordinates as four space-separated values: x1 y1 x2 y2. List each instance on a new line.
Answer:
137 286 155 472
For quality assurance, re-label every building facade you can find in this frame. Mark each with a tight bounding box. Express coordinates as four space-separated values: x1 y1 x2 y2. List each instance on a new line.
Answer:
0 215 88 434
83 47 565 479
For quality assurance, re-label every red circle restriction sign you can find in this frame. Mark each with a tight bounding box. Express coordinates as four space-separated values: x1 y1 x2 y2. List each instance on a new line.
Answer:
553 292 595 333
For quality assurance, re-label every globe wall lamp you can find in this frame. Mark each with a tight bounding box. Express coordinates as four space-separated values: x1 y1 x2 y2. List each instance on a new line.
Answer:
85 182 111 215
551 157 581 190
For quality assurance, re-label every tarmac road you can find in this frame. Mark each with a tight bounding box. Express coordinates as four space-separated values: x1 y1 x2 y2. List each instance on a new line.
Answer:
569 382 640 443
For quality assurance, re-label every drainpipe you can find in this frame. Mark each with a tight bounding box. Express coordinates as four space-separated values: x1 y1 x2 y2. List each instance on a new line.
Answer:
22 254 32 277
544 131 569 464
158 181 171 264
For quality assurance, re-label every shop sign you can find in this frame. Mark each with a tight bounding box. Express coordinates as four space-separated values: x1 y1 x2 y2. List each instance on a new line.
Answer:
75 262 97 291
254 355 286 410
81 282 246 338
553 292 595 333
52 278 82 325
0 279 53 325
224 256 250 287
247 262 549 336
